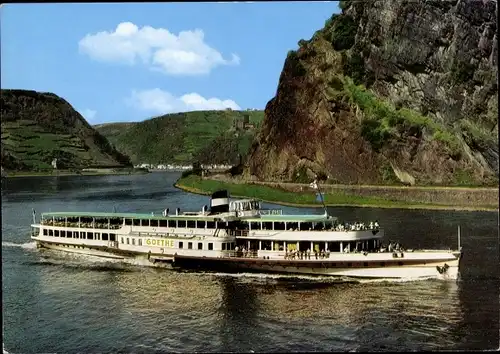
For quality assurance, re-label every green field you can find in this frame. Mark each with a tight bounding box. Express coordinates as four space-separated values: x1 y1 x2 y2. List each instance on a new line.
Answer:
175 174 494 210
95 110 264 165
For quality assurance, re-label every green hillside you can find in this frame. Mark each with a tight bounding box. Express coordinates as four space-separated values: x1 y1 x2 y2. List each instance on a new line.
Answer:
1 89 132 171
95 110 264 165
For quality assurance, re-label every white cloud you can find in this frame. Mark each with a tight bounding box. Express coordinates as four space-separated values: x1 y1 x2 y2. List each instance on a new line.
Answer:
79 22 240 75
127 88 240 114
80 109 97 122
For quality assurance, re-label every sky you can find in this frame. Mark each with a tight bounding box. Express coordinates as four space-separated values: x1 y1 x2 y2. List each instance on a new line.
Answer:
1 2 340 124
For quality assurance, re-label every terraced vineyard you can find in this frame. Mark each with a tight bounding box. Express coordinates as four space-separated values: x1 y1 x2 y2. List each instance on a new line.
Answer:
95 110 264 165
1 89 132 171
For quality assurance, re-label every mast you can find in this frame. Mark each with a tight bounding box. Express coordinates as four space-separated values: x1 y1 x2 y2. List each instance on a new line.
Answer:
310 179 328 216
458 224 461 250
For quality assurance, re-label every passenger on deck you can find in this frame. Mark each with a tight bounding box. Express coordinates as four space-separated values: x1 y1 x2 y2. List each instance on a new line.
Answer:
314 250 318 259
306 248 311 260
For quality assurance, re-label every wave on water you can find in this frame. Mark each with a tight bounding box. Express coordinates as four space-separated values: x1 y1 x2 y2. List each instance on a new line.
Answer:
198 271 446 285
2 241 37 250
3 343 10 354
28 249 164 273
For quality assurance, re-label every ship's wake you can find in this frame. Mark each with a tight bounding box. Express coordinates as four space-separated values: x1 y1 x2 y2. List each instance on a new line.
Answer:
192 271 443 284
2 241 37 250
3 343 10 354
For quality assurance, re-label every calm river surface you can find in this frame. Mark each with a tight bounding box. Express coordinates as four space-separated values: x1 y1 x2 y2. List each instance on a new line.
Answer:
2 172 499 352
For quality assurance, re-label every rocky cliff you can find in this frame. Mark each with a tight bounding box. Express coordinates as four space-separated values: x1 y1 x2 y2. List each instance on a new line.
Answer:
245 0 498 186
1 89 132 171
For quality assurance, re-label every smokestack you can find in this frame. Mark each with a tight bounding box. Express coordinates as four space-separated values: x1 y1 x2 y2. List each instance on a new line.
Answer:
210 190 230 214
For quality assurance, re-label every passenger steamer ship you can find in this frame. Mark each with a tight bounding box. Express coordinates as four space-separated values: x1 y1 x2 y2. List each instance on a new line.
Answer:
30 190 462 280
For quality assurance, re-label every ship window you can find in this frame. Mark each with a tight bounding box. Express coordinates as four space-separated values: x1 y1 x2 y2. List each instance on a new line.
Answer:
206 221 215 229
160 220 168 227
222 243 226 250
125 219 132 226
61 231 66 237
287 222 299 230
179 241 184 249
167 220 176 227
380 262 385 267
121 237 124 243
198 242 203 250
141 219 149 227
132 238 135 245
151 220 159 227
250 222 261 230
110 234 116 241
54 230 59 237
398 262 404 266
363 262 369 267
208 243 213 250
331 263 336 267
133 219 140 226
231 243 235 250
126 238 130 244
67 231 73 238
197 221 206 229
188 242 193 249
187 220 196 228
274 222 285 231
262 222 273 230
87 232 94 240
49 229 53 236
102 233 109 241
43 229 48 236
347 262 352 267
300 222 312 231
178 220 186 228
138 239 142 246
95 233 100 240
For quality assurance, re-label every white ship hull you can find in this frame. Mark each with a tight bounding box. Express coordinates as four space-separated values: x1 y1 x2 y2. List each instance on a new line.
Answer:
32 237 460 280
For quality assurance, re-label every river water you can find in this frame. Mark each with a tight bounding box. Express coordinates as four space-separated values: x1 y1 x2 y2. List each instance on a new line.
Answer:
2 172 498 352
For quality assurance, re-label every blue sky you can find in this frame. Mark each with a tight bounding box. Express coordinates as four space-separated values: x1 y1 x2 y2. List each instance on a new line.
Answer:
1 2 340 124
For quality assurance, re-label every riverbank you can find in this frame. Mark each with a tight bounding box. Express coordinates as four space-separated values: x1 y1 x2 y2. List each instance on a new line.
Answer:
3 168 150 178
175 175 499 212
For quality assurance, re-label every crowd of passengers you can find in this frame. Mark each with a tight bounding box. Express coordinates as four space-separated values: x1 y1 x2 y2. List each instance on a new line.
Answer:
41 219 121 229
330 221 380 232
285 249 331 260
233 240 405 260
